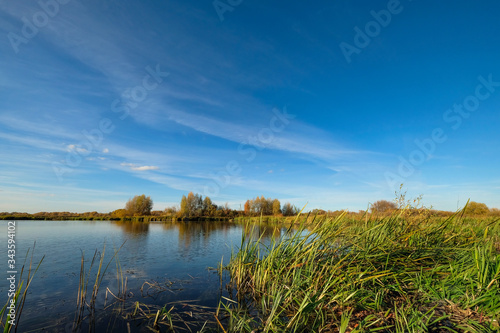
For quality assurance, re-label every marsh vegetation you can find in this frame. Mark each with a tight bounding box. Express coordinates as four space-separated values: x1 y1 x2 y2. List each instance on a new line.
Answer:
220 209 500 332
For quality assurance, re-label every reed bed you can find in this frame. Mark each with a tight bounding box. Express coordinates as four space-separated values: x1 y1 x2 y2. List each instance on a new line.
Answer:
220 209 500 332
73 242 126 332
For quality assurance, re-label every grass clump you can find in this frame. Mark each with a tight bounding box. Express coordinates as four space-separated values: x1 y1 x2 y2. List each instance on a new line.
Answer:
219 208 500 332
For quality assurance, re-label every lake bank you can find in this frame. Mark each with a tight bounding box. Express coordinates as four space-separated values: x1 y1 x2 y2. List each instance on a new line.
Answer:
1 212 499 332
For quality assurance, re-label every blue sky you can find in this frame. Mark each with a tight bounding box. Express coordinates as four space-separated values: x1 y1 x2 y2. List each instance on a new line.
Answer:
1 0 499 213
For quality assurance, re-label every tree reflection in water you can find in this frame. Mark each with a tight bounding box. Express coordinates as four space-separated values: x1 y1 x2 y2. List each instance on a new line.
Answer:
112 220 150 237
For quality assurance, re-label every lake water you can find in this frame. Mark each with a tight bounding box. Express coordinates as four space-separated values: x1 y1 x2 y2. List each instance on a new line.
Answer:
0 220 287 332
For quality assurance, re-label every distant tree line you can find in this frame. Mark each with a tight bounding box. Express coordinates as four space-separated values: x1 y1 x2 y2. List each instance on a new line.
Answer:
369 199 498 217
1 194 498 220
0 211 112 221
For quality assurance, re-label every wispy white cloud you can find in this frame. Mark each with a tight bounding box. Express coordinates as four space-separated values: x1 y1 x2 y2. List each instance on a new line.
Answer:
0 132 66 152
133 165 159 171
120 163 159 171
130 173 202 192
0 183 130 213
0 115 81 140
150 108 368 162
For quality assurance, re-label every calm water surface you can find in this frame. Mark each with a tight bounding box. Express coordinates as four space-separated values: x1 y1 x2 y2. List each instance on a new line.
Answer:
0 220 286 332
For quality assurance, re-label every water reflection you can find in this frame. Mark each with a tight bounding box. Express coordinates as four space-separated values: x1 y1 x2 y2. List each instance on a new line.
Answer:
177 221 230 246
243 223 284 241
110 220 285 246
112 220 150 236
112 220 286 245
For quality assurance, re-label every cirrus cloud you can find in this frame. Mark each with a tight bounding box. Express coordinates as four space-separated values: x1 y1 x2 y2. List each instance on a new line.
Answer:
120 162 159 171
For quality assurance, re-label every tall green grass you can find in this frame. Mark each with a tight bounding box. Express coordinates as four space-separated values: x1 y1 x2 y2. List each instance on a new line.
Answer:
0 246 44 333
220 208 500 332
